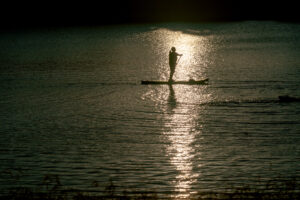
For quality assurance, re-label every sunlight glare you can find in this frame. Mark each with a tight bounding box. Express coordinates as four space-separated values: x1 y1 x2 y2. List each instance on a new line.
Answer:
143 27 212 198
163 30 210 81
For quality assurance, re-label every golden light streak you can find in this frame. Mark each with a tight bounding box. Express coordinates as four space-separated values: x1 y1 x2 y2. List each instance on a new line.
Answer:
142 27 212 198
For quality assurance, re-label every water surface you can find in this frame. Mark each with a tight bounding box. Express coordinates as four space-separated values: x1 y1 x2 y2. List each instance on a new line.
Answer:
0 21 300 198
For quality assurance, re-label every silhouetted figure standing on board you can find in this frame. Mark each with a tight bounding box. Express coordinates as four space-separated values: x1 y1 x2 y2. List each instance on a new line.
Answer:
168 47 182 82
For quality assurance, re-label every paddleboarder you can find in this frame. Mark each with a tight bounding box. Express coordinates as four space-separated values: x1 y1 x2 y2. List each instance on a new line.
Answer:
168 47 182 82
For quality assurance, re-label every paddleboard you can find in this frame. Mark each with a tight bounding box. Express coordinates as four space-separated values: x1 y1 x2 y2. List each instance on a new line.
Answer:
141 78 209 85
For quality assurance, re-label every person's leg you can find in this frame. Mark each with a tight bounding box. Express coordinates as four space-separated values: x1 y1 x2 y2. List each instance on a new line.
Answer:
169 65 175 82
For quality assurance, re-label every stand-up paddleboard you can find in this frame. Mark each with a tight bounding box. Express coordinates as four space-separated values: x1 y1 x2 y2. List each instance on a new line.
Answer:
141 78 209 85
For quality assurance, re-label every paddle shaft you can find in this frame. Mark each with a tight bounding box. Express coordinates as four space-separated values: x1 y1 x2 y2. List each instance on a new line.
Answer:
176 55 182 66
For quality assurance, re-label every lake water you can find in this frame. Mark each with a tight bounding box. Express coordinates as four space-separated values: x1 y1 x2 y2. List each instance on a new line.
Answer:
0 21 300 198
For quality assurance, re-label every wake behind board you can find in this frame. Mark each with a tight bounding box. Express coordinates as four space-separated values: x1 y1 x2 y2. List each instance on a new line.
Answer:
141 78 209 85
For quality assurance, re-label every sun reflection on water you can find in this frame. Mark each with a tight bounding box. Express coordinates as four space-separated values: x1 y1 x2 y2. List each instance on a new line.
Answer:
154 28 211 81
145 29 210 199
142 27 212 198
165 85 204 199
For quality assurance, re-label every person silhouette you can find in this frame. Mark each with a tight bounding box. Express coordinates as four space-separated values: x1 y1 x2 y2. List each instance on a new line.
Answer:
168 47 182 82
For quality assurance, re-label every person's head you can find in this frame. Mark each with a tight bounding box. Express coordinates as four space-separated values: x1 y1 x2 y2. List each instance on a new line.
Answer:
171 47 176 52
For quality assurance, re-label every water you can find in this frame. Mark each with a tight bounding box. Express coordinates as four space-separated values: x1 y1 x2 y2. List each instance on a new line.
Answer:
0 21 300 198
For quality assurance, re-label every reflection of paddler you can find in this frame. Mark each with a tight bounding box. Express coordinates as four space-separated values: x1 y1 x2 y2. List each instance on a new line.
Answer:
168 84 177 109
169 47 183 82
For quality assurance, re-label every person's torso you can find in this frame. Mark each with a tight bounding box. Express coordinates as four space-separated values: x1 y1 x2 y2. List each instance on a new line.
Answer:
169 51 177 64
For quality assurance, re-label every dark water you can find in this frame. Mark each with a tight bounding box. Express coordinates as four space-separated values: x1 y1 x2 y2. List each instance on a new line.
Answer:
0 21 300 198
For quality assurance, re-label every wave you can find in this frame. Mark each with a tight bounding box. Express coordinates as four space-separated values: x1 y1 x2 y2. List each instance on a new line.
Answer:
212 98 300 105
196 96 300 107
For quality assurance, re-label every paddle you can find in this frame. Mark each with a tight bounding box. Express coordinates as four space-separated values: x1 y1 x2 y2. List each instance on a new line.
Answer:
176 55 182 66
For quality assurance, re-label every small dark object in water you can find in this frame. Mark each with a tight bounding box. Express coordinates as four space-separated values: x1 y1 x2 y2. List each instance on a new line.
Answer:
278 95 300 102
